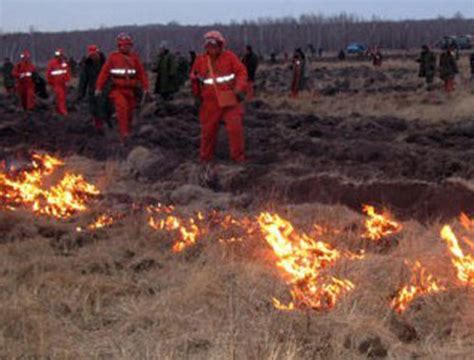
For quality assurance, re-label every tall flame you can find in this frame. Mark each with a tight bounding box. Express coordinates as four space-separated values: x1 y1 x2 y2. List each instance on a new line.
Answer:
362 205 402 241
441 225 474 286
258 212 355 311
391 261 445 314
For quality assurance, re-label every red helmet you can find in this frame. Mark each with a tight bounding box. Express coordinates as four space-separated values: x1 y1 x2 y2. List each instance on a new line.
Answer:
54 48 64 57
117 32 133 47
20 50 31 59
204 31 225 46
88 44 99 55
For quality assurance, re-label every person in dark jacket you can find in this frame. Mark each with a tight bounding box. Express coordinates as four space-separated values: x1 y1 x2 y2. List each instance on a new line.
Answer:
270 52 278 64
242 45 259 100
439 45 459 93
69 56 78 77
175 51 190 89
153 42 179 101
290 48 306 98
416 45 437 90
2 58 16 95
338 49 346 61
189 51 197 69
369 47 383 67
77 45 106 131
470 53 474 80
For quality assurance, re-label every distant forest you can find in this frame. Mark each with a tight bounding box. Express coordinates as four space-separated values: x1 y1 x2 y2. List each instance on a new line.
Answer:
1 14 473 64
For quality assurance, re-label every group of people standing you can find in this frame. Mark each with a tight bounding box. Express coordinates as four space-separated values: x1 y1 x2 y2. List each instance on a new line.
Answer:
3 49 72 115
2 34 474 165
2 31 253 164
417 44 474 92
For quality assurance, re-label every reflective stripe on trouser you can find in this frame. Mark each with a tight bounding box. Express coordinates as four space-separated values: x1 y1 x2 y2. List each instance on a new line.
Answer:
17 82 35 110
199 99 245 163
109 88 136 140
53 83 68 115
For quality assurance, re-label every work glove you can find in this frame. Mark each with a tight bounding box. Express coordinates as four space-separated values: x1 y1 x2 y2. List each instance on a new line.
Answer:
94 89 102 97
235 91 246 103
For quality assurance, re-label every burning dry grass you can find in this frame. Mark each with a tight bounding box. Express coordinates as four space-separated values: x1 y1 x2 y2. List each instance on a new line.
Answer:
2 55 474 358
1 194 474 358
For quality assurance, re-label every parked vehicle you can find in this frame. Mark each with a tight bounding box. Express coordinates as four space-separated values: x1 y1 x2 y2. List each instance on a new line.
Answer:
346 43 367 55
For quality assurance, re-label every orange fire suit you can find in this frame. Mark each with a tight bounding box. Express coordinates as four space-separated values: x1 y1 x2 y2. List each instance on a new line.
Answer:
96 51 149 140
46 58 71 115
191 50 248 163
13 61 36 110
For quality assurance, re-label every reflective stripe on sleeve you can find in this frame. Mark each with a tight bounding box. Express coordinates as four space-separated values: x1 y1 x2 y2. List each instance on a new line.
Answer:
19 72 33 79
50 69 68 76
110 68 137 76
203 73 235 85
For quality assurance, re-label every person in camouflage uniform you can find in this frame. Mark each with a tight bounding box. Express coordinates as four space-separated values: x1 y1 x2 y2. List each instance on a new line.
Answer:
153 42 179 101
416 45 437 90
2 58 16 95
439 45 459 93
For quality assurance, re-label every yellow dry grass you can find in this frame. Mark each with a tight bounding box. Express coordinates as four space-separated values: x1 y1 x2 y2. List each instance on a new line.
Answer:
1 198 474 359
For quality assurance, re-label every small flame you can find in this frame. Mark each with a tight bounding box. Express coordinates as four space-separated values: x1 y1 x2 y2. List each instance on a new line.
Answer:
362 205 402 241
441 225 474 286
391 261 445 314
258 212 355 311
147 205 203 253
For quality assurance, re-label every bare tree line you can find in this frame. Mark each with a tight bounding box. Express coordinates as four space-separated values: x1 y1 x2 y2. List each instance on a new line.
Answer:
1 14 473 64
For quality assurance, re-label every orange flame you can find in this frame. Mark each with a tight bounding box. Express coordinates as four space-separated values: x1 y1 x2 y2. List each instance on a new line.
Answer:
391 261 445 314
0 153 99 219
147 205 203 253
258 212 355 311
77 213 118 232
362 205 402 241
441 225 474 286
213 212 257 244
460 213 474 232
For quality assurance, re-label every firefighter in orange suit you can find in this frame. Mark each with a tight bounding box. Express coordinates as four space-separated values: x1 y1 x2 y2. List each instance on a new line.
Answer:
46 49 71 116
190 31 248 163
12 50 36 111
96 33 149 142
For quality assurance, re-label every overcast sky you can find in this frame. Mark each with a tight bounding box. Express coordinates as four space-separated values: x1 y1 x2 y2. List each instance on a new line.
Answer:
1 0 473 33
